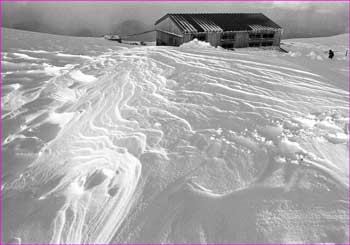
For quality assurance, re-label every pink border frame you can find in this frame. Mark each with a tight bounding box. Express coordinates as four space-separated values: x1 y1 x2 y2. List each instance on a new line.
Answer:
0 0 349 245
0 0 349 2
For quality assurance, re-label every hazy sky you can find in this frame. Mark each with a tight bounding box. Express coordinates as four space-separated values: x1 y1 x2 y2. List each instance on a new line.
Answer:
2 1 349 39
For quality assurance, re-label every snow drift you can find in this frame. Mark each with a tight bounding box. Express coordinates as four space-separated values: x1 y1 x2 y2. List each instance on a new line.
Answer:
1 28 349 244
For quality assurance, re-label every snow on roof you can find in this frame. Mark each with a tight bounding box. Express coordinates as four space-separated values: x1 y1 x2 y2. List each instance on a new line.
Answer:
155 13 282 33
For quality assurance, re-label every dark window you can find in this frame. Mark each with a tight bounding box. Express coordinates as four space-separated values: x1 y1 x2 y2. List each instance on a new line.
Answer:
221 43 234 49
249 42 260 47
192 33 206 41
261 42 273 46
156 39 166 46
222 32 235 40
263 33 274 39
249 34 262 39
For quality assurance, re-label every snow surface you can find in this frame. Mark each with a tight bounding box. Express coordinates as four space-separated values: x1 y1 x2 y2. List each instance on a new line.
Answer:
1 28 349 244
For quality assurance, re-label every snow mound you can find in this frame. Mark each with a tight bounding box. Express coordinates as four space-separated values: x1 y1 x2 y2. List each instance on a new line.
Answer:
180 38 216 49
307 51 324 60
70 70 96 83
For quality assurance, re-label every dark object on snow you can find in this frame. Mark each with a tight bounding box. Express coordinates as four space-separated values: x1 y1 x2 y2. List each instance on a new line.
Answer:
104 35 122 43
328 49 334 59
279 47 289 53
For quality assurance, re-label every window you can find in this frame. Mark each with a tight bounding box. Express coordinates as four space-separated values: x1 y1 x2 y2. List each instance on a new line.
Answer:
192 33 206 41
249 34 262 39
263 33 274 39
156 39 166 46
222 32 235 40
249 42 260 47
250 33 275 39
261 42 273 46
221 43 234 49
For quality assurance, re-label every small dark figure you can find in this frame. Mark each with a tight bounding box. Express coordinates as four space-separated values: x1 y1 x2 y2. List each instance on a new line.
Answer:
328 49 334 59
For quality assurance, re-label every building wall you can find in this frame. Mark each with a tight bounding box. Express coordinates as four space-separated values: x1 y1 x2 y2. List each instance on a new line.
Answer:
207 32 221 47
248 30 282 48
156 31 182 46
273 30 283 46
183 33 192 43
155 17 184 46
155 17 283 48
234 32 250 48
182 32 222 47
155 17 182 35
188 30 282 49
235 30 282 48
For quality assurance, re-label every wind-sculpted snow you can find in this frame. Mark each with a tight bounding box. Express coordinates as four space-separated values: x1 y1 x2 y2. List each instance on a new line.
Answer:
2 29 349 244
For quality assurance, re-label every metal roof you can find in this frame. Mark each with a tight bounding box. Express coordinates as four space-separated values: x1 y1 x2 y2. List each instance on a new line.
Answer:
155 13 282 33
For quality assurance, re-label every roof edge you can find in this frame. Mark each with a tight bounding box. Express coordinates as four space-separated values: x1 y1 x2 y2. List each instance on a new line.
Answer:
155 14 169 25
154 13 283 31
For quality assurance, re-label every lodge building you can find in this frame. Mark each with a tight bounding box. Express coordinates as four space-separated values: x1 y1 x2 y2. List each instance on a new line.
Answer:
155 13 283 49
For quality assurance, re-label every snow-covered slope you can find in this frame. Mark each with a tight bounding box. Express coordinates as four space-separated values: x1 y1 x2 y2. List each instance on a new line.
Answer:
2 28 349 244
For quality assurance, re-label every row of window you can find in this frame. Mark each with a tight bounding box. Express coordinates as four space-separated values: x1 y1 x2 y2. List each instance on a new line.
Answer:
222 33 235 40
188 33 275 49
249 33 274 39
249 42 273 47
221 41 273 49
191 33 236 41
191 33 275 41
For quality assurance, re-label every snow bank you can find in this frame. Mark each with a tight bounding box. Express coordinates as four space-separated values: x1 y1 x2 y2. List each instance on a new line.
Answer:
306 51 324 60
180 38 216 49
2 28 348 244
70 70 96 83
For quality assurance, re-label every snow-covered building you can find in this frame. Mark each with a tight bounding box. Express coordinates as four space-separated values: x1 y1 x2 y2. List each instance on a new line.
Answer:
155 13 283 49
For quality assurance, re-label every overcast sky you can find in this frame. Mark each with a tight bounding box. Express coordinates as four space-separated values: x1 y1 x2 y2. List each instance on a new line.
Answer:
2 2 349 39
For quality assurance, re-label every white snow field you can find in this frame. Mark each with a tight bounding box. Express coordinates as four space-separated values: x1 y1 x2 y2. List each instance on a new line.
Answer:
1 28 349 244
